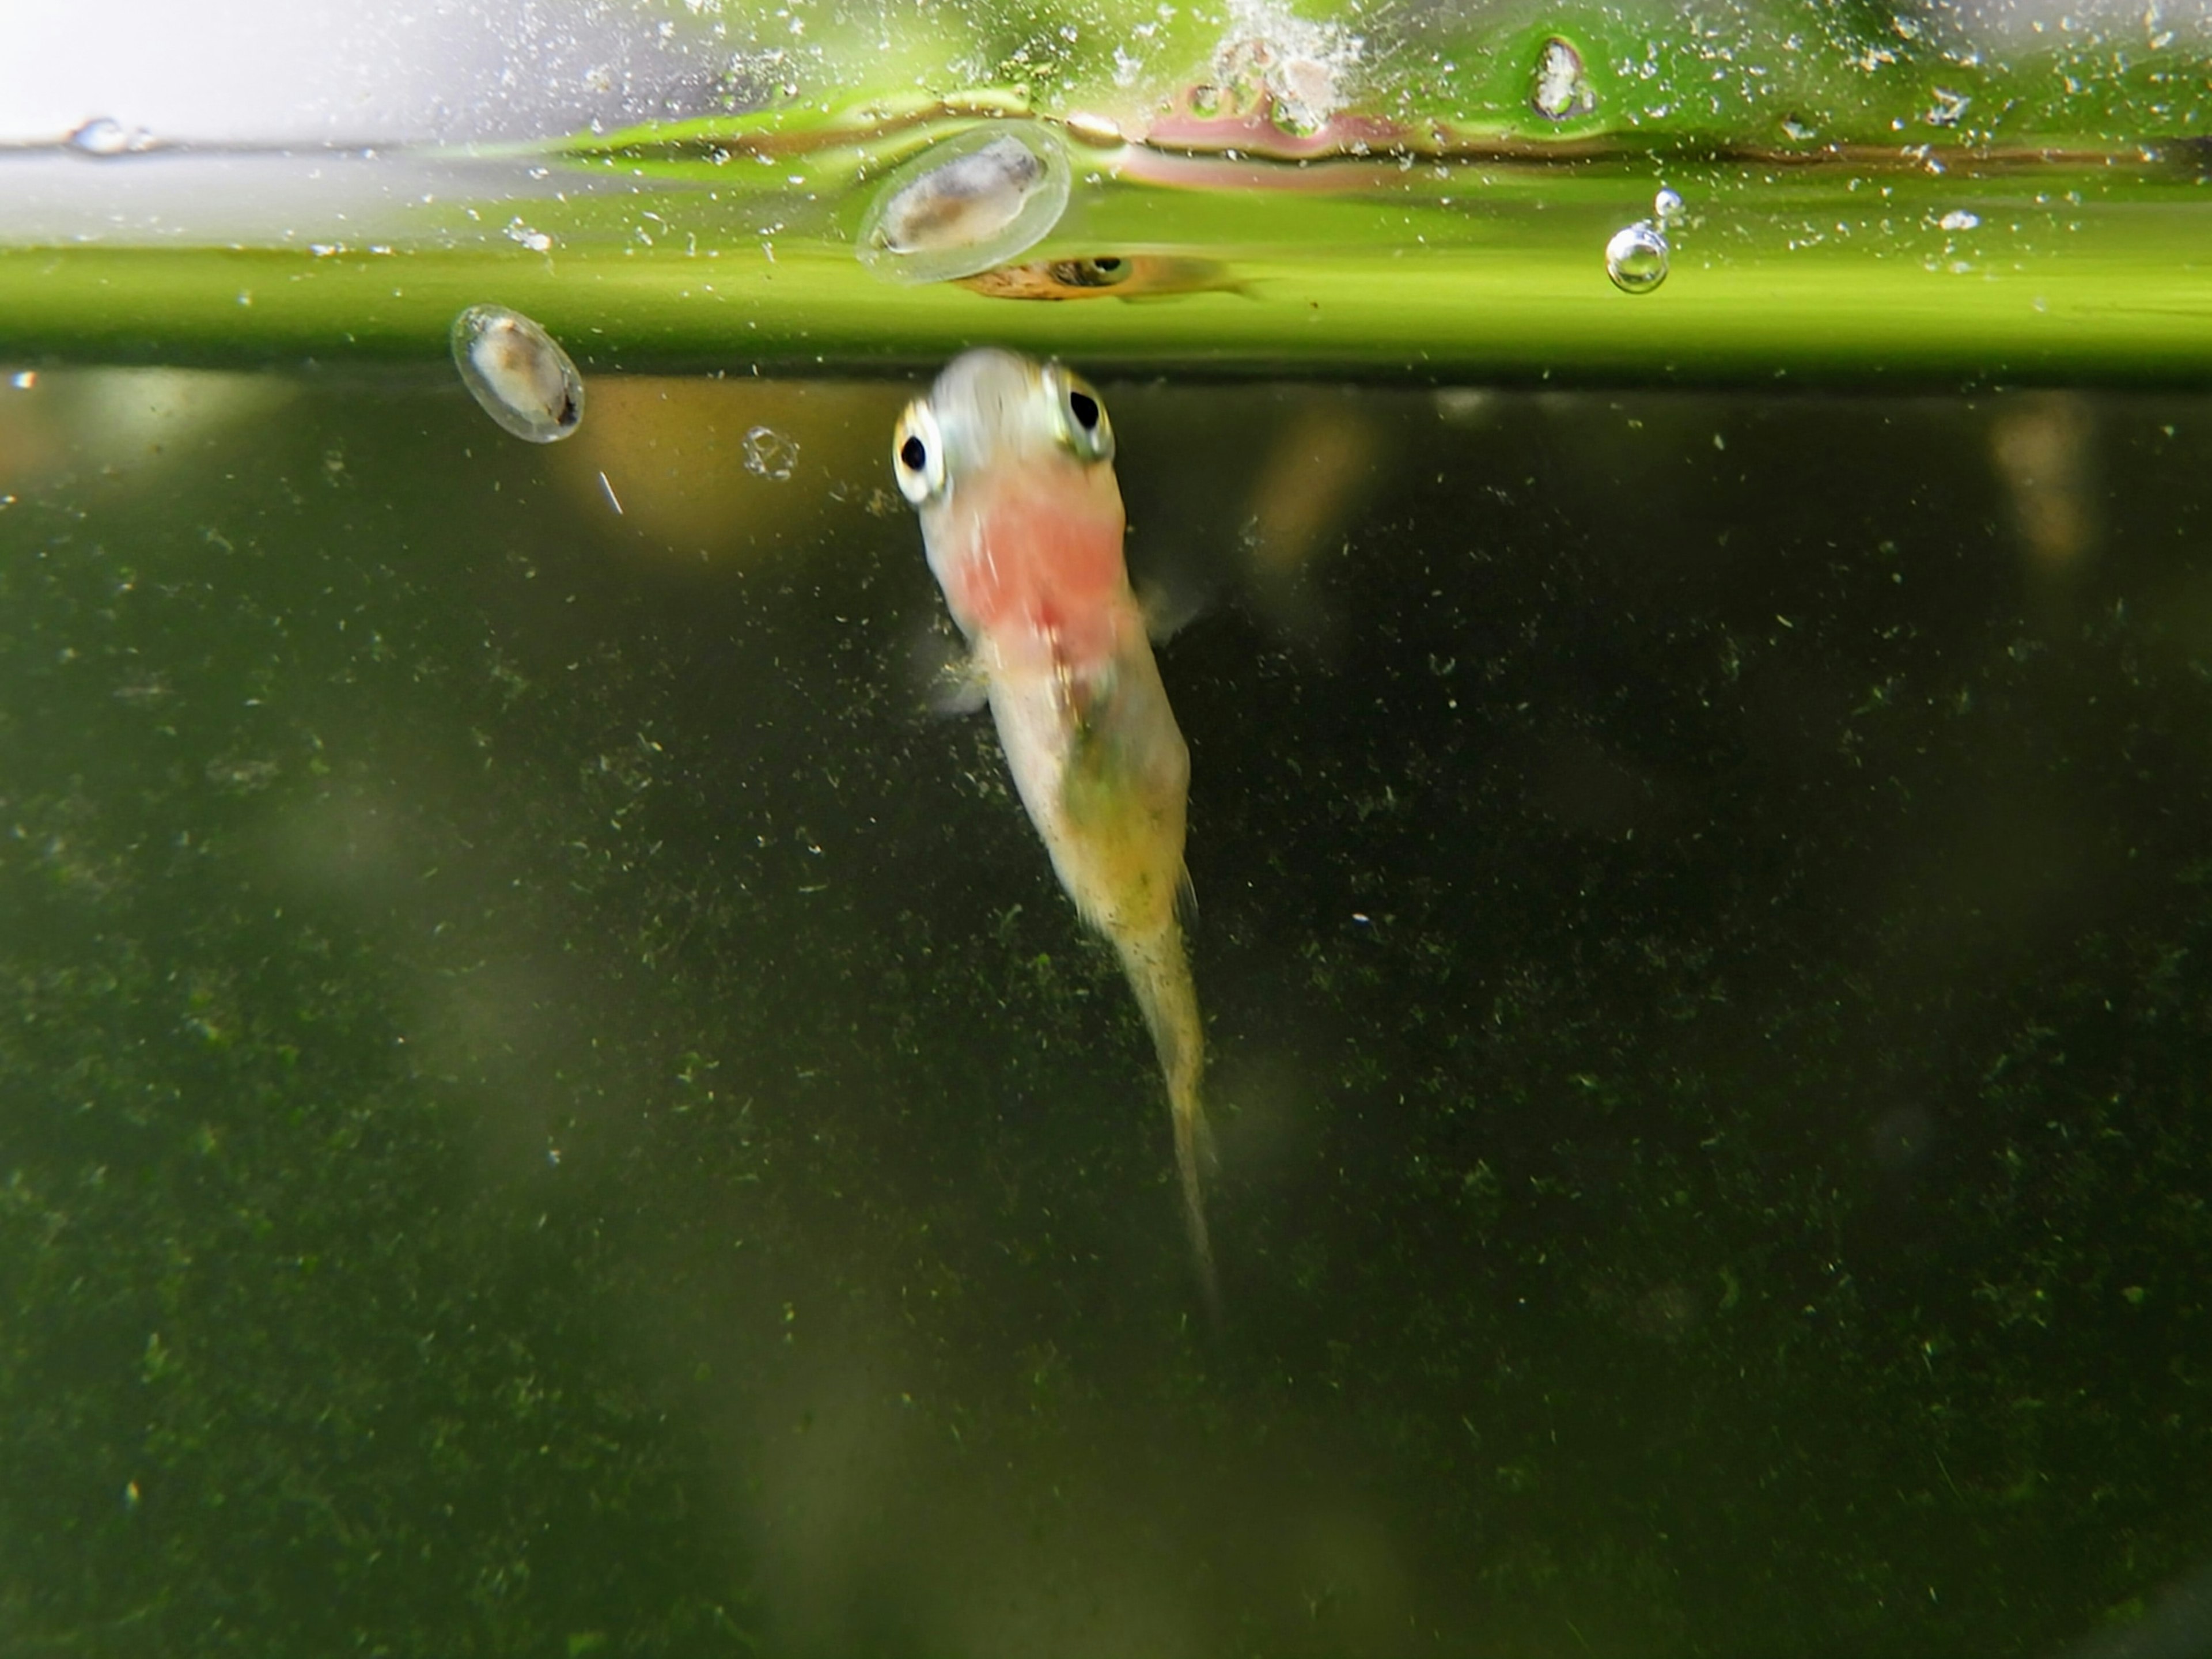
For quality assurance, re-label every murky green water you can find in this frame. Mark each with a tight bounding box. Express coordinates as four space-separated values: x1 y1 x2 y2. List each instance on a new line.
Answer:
6 355 2212 1655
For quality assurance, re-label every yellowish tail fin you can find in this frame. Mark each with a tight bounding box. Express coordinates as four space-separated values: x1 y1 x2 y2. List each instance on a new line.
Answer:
1114 921 1220 1326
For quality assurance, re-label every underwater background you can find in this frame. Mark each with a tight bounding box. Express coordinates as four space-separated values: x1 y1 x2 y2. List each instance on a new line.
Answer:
7 368 2212 1656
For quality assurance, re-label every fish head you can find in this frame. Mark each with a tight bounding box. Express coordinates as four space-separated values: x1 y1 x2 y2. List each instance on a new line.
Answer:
895 349 1130 672
953 253 1246 302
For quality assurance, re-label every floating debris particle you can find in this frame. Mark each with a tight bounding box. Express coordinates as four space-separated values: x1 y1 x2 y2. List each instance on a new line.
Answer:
204 756 281 793
1925 87 1971 128
1938 209 1980 232
856 123 1071 285
449 304 585 443
743 426 799 480
1532 38 1594 120
1604 221 1670 294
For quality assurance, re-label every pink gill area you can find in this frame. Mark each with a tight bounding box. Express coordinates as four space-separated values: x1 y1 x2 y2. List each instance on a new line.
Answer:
942 480 1128 669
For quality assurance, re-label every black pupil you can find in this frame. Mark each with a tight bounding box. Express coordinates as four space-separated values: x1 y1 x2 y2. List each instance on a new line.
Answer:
1067 389 1100 431
900 434 927 471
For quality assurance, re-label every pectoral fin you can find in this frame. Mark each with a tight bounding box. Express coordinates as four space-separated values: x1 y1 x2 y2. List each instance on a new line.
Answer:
933 656 991 716
1136 574 1207 646
907 616 990 715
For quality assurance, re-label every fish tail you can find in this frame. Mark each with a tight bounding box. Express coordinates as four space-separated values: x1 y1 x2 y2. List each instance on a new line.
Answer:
1115 921 1221 1327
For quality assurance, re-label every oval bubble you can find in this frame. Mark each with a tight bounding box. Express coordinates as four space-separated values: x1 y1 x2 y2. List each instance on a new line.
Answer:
1532 39 1593 120
857 123 1072 286
1604 221 1670 294
449 304 585 443
67 118 137 157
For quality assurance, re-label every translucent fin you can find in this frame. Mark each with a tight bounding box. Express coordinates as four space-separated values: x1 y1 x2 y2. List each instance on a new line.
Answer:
1111 922 1219 1331
1175 864 1199 929
1194 1100 1220 1177
1120 280 1258 305
931 655 990 717
905 615 988 715
1137 575 1207 646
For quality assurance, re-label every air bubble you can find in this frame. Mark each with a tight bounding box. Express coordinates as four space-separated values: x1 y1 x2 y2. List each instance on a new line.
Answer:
1604 221 1670 294
67 117 146 157
449 304 585 444
1938 210 1979 232
1532 38 1593 120
744 426 799 481
857 123 1071 285
1653 188 1684 225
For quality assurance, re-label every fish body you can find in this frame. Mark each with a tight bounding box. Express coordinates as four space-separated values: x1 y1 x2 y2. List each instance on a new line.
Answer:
894 349 1217 1316
954 253 1247 302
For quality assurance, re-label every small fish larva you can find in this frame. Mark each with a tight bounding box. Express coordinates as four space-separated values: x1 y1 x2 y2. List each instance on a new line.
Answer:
857 123 1071 285
449 304 585 444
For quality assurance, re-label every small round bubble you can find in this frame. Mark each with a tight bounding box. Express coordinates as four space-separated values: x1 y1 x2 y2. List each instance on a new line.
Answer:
1604 221 1670 294
449 304 585 443
744 426 800 481
1653 187 1684 224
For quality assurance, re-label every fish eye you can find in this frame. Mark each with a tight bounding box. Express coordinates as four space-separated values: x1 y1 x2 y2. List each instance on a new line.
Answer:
1043 362 1114 463
1045 255 1132 291
892 399 948 505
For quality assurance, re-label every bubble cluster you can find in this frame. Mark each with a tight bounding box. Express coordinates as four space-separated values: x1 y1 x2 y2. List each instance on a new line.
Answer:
1191 0 1364 136
744 426 800 482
